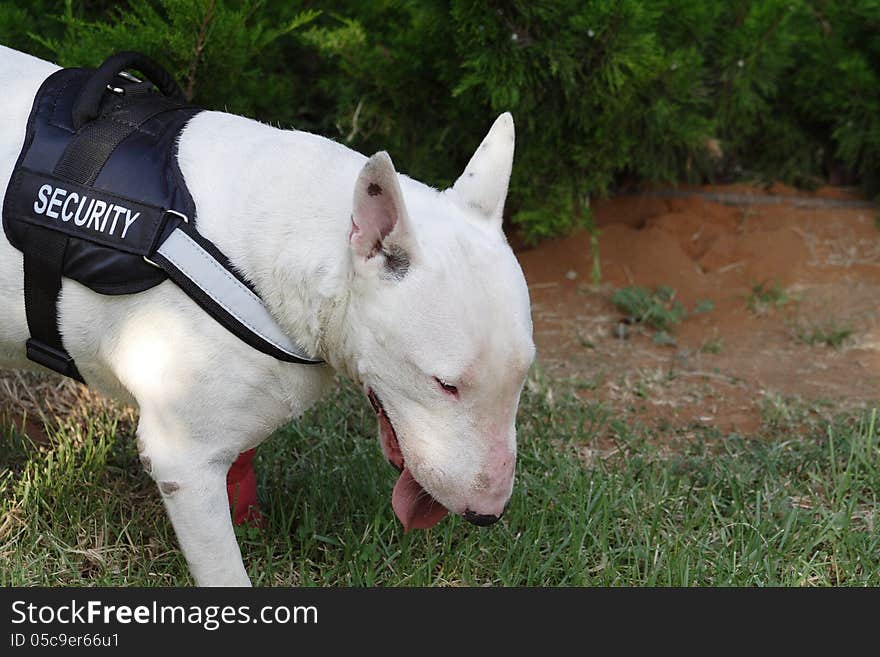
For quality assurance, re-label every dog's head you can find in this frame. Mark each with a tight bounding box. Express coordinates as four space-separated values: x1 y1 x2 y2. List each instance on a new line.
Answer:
344 113 535 530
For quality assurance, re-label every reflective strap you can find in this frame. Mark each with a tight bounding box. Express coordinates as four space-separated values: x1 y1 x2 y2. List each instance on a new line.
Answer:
155 227 322 364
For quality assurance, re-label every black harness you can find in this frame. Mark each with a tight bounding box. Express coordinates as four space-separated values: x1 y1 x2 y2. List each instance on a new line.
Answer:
3 52 322 382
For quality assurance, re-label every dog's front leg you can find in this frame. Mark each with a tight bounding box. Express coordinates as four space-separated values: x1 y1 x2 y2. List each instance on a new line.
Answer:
137 426 251 587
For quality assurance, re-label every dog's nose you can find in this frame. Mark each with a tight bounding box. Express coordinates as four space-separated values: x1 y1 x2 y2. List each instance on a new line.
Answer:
463 509 502 527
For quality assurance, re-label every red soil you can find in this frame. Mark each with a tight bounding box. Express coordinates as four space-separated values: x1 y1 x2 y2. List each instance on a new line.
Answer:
517 184 880 436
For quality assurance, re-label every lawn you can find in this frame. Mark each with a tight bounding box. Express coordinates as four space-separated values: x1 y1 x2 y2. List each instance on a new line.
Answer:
1 369 878 586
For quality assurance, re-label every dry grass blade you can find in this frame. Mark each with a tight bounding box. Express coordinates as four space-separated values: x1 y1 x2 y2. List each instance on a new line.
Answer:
0 369 136 442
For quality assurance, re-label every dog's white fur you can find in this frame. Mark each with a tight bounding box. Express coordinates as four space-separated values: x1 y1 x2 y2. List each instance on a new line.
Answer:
0 46 535 586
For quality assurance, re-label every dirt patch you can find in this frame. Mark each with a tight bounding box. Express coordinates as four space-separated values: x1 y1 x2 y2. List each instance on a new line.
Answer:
0 370 135 447
518 184 880 436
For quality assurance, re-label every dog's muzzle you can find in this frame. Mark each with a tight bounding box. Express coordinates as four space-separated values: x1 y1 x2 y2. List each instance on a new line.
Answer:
463 509 503 527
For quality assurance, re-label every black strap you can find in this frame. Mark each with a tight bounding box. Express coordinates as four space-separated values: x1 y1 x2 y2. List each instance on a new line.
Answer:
23 228 85 382
72 51 185 130
56 94 181 186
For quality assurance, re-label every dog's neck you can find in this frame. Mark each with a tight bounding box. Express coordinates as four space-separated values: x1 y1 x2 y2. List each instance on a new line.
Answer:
177 111 368 374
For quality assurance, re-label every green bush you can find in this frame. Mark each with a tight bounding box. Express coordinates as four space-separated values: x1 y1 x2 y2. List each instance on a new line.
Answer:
2 1 880 242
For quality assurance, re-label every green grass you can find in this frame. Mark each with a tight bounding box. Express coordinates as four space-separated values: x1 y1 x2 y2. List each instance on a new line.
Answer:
746 281 795 315
791 320 854 348
1 374 879 586
700 329 724 354
611 287 714 348
611 285 686 332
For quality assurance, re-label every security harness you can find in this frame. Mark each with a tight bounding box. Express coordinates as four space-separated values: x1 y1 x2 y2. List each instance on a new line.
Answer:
3 52 322 383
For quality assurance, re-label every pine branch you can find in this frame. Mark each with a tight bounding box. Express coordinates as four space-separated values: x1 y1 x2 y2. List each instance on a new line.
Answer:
184 0 216 102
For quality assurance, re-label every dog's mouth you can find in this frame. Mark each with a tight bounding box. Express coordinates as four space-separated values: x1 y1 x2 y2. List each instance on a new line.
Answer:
367 388 449 531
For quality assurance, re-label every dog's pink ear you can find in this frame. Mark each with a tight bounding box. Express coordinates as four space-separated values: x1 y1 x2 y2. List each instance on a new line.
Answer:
450 112 515 226
350 151 413 265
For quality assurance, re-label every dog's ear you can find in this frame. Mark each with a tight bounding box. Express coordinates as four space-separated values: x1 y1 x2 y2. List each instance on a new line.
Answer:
350 151 416 275
450 112 515 226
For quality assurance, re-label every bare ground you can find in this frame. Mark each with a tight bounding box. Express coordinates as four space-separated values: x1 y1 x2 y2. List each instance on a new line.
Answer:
518 183 880 437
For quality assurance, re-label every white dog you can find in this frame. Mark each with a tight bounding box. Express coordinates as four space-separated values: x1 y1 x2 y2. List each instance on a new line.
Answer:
0 46 535 586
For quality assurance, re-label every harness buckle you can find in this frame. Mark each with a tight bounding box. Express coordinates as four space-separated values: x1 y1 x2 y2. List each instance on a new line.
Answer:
106 70 143 96
165 209 189 224
143 209 189 268
26 339 82 380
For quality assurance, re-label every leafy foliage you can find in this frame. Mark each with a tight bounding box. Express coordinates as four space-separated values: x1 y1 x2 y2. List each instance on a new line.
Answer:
2 1 880 242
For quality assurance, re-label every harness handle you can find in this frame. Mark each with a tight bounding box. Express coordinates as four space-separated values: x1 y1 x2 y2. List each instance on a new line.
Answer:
72 51 185 130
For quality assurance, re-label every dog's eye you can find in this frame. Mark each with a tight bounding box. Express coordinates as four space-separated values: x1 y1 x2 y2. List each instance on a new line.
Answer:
434 377 459 397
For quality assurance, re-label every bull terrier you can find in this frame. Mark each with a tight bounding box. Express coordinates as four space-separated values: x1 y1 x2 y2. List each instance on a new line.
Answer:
0 45 535 586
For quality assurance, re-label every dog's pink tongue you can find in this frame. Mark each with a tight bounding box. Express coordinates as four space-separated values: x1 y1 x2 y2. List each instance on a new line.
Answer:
392 467 449 531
